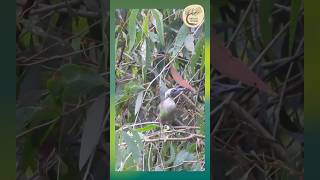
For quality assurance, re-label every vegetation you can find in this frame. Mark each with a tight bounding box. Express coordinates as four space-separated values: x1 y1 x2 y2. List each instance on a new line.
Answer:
15 0 304 179
16 0 109 179
211 0 304 179
115 9 205 171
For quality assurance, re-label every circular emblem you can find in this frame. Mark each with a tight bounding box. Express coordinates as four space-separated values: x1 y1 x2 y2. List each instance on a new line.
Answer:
182 5 204 28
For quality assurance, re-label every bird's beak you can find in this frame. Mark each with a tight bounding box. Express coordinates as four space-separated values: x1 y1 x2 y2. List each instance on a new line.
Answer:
171 87 187 97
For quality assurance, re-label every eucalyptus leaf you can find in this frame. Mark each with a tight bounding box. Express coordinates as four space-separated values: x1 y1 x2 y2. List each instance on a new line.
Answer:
128 9 139 52
151 9 165 46
289 0 302 55
184 34 195 53
190 34 205 74
135 124 158 132
174 150 195 166
47 64 105 104
171 25 189 58
122 131 141 163
79 93 106 170
134 91 144 116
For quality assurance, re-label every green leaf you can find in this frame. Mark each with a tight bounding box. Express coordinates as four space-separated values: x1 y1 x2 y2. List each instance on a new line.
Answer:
191 162 202 171
134 91 144 115
20 32 32 48
164 143 176 165
190 34 205 74
20 138 37 173
116 81 144 116
289 0 302 55
127 9 139 52
145 38 154 75
122 131 141 163
79 94 106 170
47 64 105 103
30 95 62 126
184 34 195 53
149 32 159 43
115 34 119 56
171 25 189 58
135 124 159 132
131 129 143 151
16 107 37 133
174 150 195 166
200 44 205 76
72 17 89 34
187 143 197 153
151 9 165 46
142 12 149 36
259 0 273 44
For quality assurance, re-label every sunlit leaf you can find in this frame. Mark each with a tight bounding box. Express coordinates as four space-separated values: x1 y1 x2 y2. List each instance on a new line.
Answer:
134 91 144 115
128 9 139 52
142 11 149 36
135 124 159 132
174 150 194 166
184 34 195 53
122 131 141 163
170 66 195 92
171 24 189 58
151 9 165 46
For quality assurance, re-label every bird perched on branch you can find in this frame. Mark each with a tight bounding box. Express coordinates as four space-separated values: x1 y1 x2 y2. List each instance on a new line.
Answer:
158 85 187 127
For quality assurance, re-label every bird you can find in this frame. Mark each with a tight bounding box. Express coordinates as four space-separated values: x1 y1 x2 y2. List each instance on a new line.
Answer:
158 86 187 127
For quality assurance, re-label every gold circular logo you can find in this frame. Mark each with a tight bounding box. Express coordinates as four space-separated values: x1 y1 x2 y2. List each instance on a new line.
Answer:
182 5 204 28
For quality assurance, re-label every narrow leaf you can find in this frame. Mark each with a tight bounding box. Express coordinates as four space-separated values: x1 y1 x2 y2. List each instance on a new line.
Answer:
184 34 195 53
151 9 165 46
164 143 176 165
289 0 302 55
79 94 106 170
145 38 154 70
134 91 144 115
171 25 189 58
259 0 273 44
142 12 149 36
173 150 194 166
122 131 141 163
190 34 205 74
170 66 195 92
212 30 276 95
135 124 158 132
128 9 139 52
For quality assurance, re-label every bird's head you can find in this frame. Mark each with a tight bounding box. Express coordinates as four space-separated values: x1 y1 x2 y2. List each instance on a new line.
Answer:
164 87 187 99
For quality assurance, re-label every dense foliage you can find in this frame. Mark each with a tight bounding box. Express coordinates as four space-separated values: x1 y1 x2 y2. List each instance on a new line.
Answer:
115 9 205 171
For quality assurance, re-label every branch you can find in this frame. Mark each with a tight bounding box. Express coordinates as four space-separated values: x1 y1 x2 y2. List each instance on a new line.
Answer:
144 134 204 142
29 0 81 15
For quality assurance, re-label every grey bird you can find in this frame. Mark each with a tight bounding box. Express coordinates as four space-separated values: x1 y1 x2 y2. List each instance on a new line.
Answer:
158 86 186 127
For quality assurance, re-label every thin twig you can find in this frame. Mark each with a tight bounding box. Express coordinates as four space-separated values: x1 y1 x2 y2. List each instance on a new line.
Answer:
227 0 254 48
29 0 81 15
17 43 103 66
229 101 288 162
